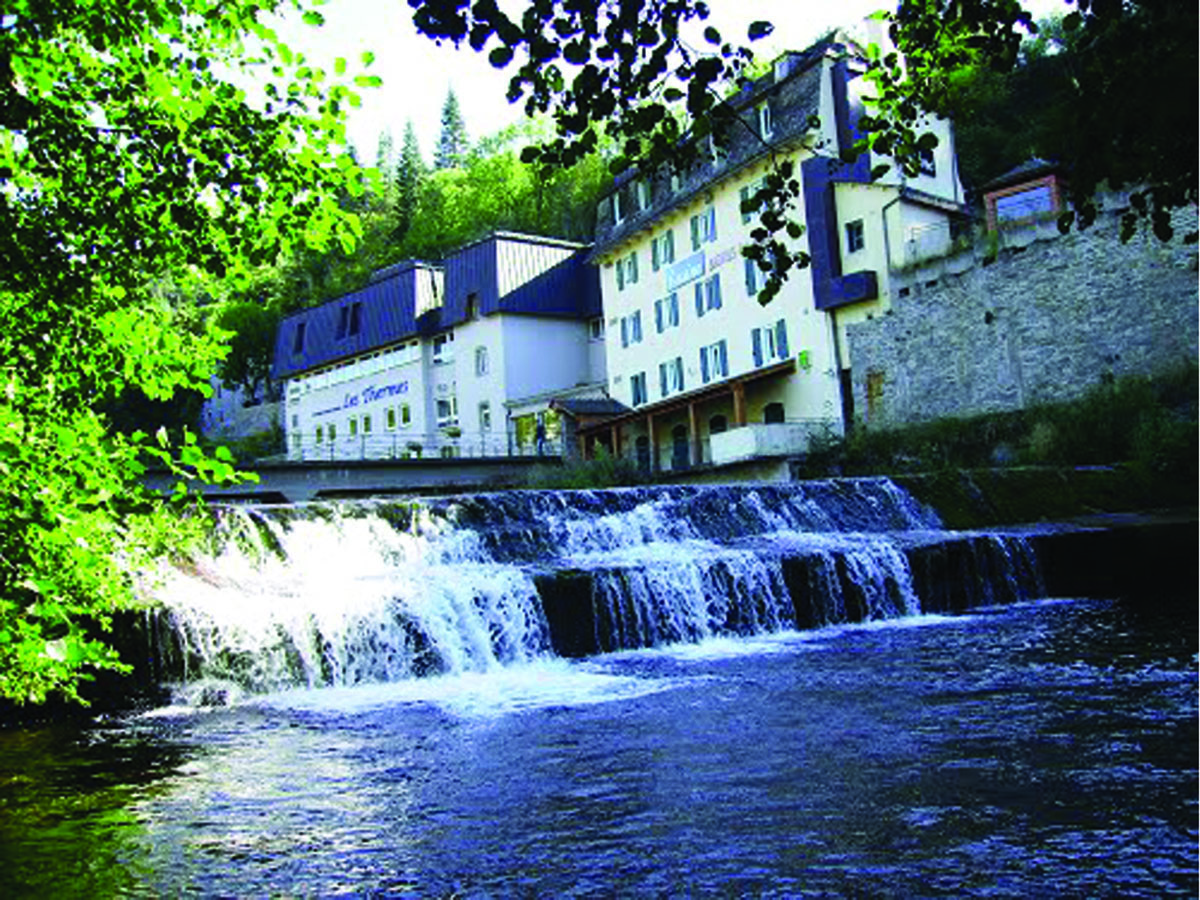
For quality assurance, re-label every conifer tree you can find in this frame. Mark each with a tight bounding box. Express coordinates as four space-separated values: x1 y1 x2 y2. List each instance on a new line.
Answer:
434 88 470 169
394 120 426 239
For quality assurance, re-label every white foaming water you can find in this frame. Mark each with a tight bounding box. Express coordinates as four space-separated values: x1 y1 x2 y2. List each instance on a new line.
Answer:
160 506 551 693
249 657 690 719
149 481 1044 700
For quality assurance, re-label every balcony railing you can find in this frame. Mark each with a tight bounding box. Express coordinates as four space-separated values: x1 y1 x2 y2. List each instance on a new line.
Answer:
285 429 565 463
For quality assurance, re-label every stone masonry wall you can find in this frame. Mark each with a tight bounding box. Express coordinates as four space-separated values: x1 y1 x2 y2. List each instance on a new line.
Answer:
846 205 1198 428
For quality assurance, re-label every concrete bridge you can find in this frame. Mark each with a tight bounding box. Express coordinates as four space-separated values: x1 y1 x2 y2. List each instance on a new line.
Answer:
144 455 563 503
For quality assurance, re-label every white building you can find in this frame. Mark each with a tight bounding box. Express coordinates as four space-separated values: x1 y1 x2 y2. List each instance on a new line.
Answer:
580 31 967 471
273 232 606 461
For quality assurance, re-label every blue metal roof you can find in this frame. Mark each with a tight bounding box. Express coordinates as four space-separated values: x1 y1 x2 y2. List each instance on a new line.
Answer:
272 234 600 379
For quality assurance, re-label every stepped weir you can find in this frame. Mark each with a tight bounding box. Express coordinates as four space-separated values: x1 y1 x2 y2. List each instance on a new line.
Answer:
148 478 1044 698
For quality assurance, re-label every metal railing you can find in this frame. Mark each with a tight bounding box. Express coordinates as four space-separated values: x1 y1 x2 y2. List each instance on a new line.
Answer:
285 428 566 463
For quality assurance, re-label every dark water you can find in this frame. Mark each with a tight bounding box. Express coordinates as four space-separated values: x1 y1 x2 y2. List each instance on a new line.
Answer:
1 598 1194 898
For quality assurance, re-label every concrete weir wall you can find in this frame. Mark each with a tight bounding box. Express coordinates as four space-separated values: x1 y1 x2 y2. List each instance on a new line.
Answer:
846 206 1199 429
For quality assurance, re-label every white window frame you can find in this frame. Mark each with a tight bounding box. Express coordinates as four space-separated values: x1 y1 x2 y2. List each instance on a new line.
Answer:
654 292 680 333
690 206 717 251
756 100 773 139
474 345 489 377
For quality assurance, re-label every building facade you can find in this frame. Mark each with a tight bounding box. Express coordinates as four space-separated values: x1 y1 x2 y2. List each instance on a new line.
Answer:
273 232 606 461
582 32 966 471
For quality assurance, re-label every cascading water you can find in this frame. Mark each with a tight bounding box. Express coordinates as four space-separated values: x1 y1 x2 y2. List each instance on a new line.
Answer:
154 478 1045 698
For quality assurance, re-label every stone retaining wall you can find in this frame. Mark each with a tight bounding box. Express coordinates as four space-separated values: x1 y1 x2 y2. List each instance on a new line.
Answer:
847 205 1198 428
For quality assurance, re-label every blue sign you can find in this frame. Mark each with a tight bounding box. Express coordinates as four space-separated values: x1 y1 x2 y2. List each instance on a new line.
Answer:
311 380 410 418
665 250 705 291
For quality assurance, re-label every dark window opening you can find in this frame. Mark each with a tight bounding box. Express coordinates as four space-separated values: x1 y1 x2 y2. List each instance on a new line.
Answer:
348 302 362 336
709 415 728 435
292 322 306 354
764 402 785 424
335 306 349 340
466 292 479 319
635 435 651 472
671 424 689 469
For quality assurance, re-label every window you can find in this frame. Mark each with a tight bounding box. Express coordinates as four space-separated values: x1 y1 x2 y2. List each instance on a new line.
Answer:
693 274 722 318
588 318 605 340
316 425 324 444
739 178 765 225
651 230 675 271
756 100 773 139
479 401 492 432
328 423 337 442
845 219 865 254
362 414 372 434
474 345 489 377
654 293 680 333
465 292 479 319
291 433 301 451
349 417 358 438
658 356 684 397
335 302 361 340
634 178 652 210
400 403 411 426
386 407 397 430
763 402 785 424
669 170 682 194
699 340 728 384
620 310 643 348
291 414 299 429
918 146 936 176
744 257 763 297
631 371 648 407
440 445 458 459
432 332 454 364
690 206 717 250
616 252 639 290
752 319 790 367
611 191 624 225
292 322 306 354
709 415 728 434
436 397 457 425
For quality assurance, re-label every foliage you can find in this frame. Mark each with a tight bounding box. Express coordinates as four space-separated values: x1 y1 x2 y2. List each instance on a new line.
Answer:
798 366 1198 481
861 1 1198 242
434 88 470 169
0 0 363 703
393 120 426 240
522 446 649 490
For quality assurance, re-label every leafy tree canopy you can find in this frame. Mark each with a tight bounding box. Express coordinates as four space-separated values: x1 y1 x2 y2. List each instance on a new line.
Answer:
0 0 364 703
406 0 1196 303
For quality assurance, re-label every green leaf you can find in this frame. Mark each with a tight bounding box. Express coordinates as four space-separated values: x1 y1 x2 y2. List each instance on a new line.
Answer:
747 21 773 42
302 10 325 26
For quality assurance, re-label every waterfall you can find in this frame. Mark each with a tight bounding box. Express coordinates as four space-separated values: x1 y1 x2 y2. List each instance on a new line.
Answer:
152 479 1044 696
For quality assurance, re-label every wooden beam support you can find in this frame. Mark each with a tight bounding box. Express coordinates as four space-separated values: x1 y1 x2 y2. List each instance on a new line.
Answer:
688 402 702 466
732 381 748 426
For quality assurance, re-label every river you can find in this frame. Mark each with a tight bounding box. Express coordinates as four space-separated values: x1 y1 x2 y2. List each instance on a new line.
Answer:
0 482 1194 896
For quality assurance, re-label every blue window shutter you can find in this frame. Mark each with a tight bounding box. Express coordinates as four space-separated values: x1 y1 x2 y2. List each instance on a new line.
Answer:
659 363 667 397
718 340 728 376
752 328 763 367
652 239 660 272
699 347 710 384
665 229 674 263
655 299 663 333
690 215 700 251
740 186 750 224
744 258 756 297
616 262 624 292
711 274 722 310
632 311 640 342
669 292 679 326
775 319 789 359
708 207 717 243
630 253 638 283
621 317 628 348
694 283 704 318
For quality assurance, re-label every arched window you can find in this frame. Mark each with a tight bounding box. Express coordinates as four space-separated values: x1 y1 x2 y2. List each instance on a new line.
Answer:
474 345 488 377
764 402 785 424
709 415 728 434
671 424 690 469
635 435 651 472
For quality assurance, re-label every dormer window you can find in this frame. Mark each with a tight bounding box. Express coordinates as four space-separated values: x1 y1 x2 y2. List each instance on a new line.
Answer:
292 322 306 355
335 302 362 340
611 191 624 225
756 100 773 140
635 178 652 210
